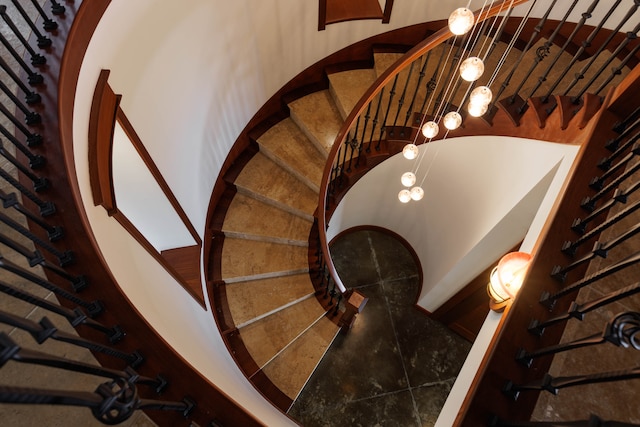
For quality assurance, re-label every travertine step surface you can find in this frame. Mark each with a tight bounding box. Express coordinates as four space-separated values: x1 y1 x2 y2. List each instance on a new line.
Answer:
263 316 339 403
222 193 311 245
288 90 343 157
233 152 318 220
221 238 309 283
226 273 316 327
239 297 328 368
257 118 326 192
329 68 378 119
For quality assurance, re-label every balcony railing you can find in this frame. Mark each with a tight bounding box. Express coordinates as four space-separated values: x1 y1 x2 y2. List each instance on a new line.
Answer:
0 1 260 425
315 0 640 424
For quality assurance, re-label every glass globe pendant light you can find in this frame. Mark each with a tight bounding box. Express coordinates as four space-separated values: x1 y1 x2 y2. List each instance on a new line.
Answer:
401 172 416 187
410 186 424 201
398 189 412 203
448 8 474 35
421 121 439 139
467 101 488 117
443 111 462 130
459 57 485 82
469 86 492 106
402 144 419 160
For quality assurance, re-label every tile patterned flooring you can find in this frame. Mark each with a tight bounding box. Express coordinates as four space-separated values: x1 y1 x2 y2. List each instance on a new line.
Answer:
289 230 471 426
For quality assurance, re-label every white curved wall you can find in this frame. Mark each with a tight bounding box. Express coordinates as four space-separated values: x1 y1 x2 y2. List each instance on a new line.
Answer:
327 136 579 312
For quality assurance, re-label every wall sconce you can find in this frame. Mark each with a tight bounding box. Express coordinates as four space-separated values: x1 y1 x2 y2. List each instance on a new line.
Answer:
487 252 532 312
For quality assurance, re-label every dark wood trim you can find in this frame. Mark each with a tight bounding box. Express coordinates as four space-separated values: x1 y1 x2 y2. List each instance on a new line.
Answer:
324 0 383 27
111 209 205 307
382 0 394 24
88 68 119 215
318 0 327 31
87 74 205 306
116 107 202 246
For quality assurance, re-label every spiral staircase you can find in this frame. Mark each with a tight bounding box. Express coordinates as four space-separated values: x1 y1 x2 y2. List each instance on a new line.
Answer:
209 34 631 413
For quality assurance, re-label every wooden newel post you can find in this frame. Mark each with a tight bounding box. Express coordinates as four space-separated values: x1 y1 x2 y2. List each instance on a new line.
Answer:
339 290 368 333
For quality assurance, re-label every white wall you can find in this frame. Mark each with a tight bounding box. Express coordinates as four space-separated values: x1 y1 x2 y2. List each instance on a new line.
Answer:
327 136 579 312
71 0 483 423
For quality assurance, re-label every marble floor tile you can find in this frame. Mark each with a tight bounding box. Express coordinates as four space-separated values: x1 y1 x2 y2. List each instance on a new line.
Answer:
290 230 471 426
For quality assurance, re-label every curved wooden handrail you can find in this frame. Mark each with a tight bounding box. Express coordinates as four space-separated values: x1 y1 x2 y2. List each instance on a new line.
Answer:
317 0 533 294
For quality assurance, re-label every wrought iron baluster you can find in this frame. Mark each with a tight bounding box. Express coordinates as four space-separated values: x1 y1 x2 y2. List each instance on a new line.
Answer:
346 117 360 173
540 249 640 309
0 311 141 366
402 53 429 129
504 366 640 401
581 161 640 212
0 124 45 168
0 167 55 216
0 211 71 264
591 42 640 99
0 231 82 289
529 281 640 336
599 126 640 170
368 89 383 152
562 0 638 98
571 21 640 104
0 32 44 87
0 103 42 146
0 189 61 238
391 61 415 129
0 6 46 65
508 0 568 108
519 0 587 110
9 0 52 46
516 312 640 367
0 83 41 125
590 144 640 191
0 140 47 190
542 0 615 104
26 0 58 31
0 55 43 102
378 75 399 144
0 255 102 313
0 280 117 338
356 102 372 167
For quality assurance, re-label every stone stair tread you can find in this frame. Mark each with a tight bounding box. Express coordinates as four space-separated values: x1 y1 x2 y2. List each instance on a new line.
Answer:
226 273 315 327
221 238 308 282
288 90 343 156
234 152 318 219
374 52 404 79
329 68 378 119
222 193 312 244
239 297 328 368
264 315 339 403
257 118 325 191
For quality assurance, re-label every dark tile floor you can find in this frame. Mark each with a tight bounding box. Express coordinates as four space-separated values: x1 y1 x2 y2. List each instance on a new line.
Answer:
289 229 471 426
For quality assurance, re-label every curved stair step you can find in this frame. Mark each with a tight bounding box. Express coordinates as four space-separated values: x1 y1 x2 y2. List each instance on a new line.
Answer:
256 118 325 192
328 68 378 120
233 152 318 220
222 193 312 245
221 237 308 283
226 273 316 328
239 297 327 369
263 315 339 405
288 90 343 157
